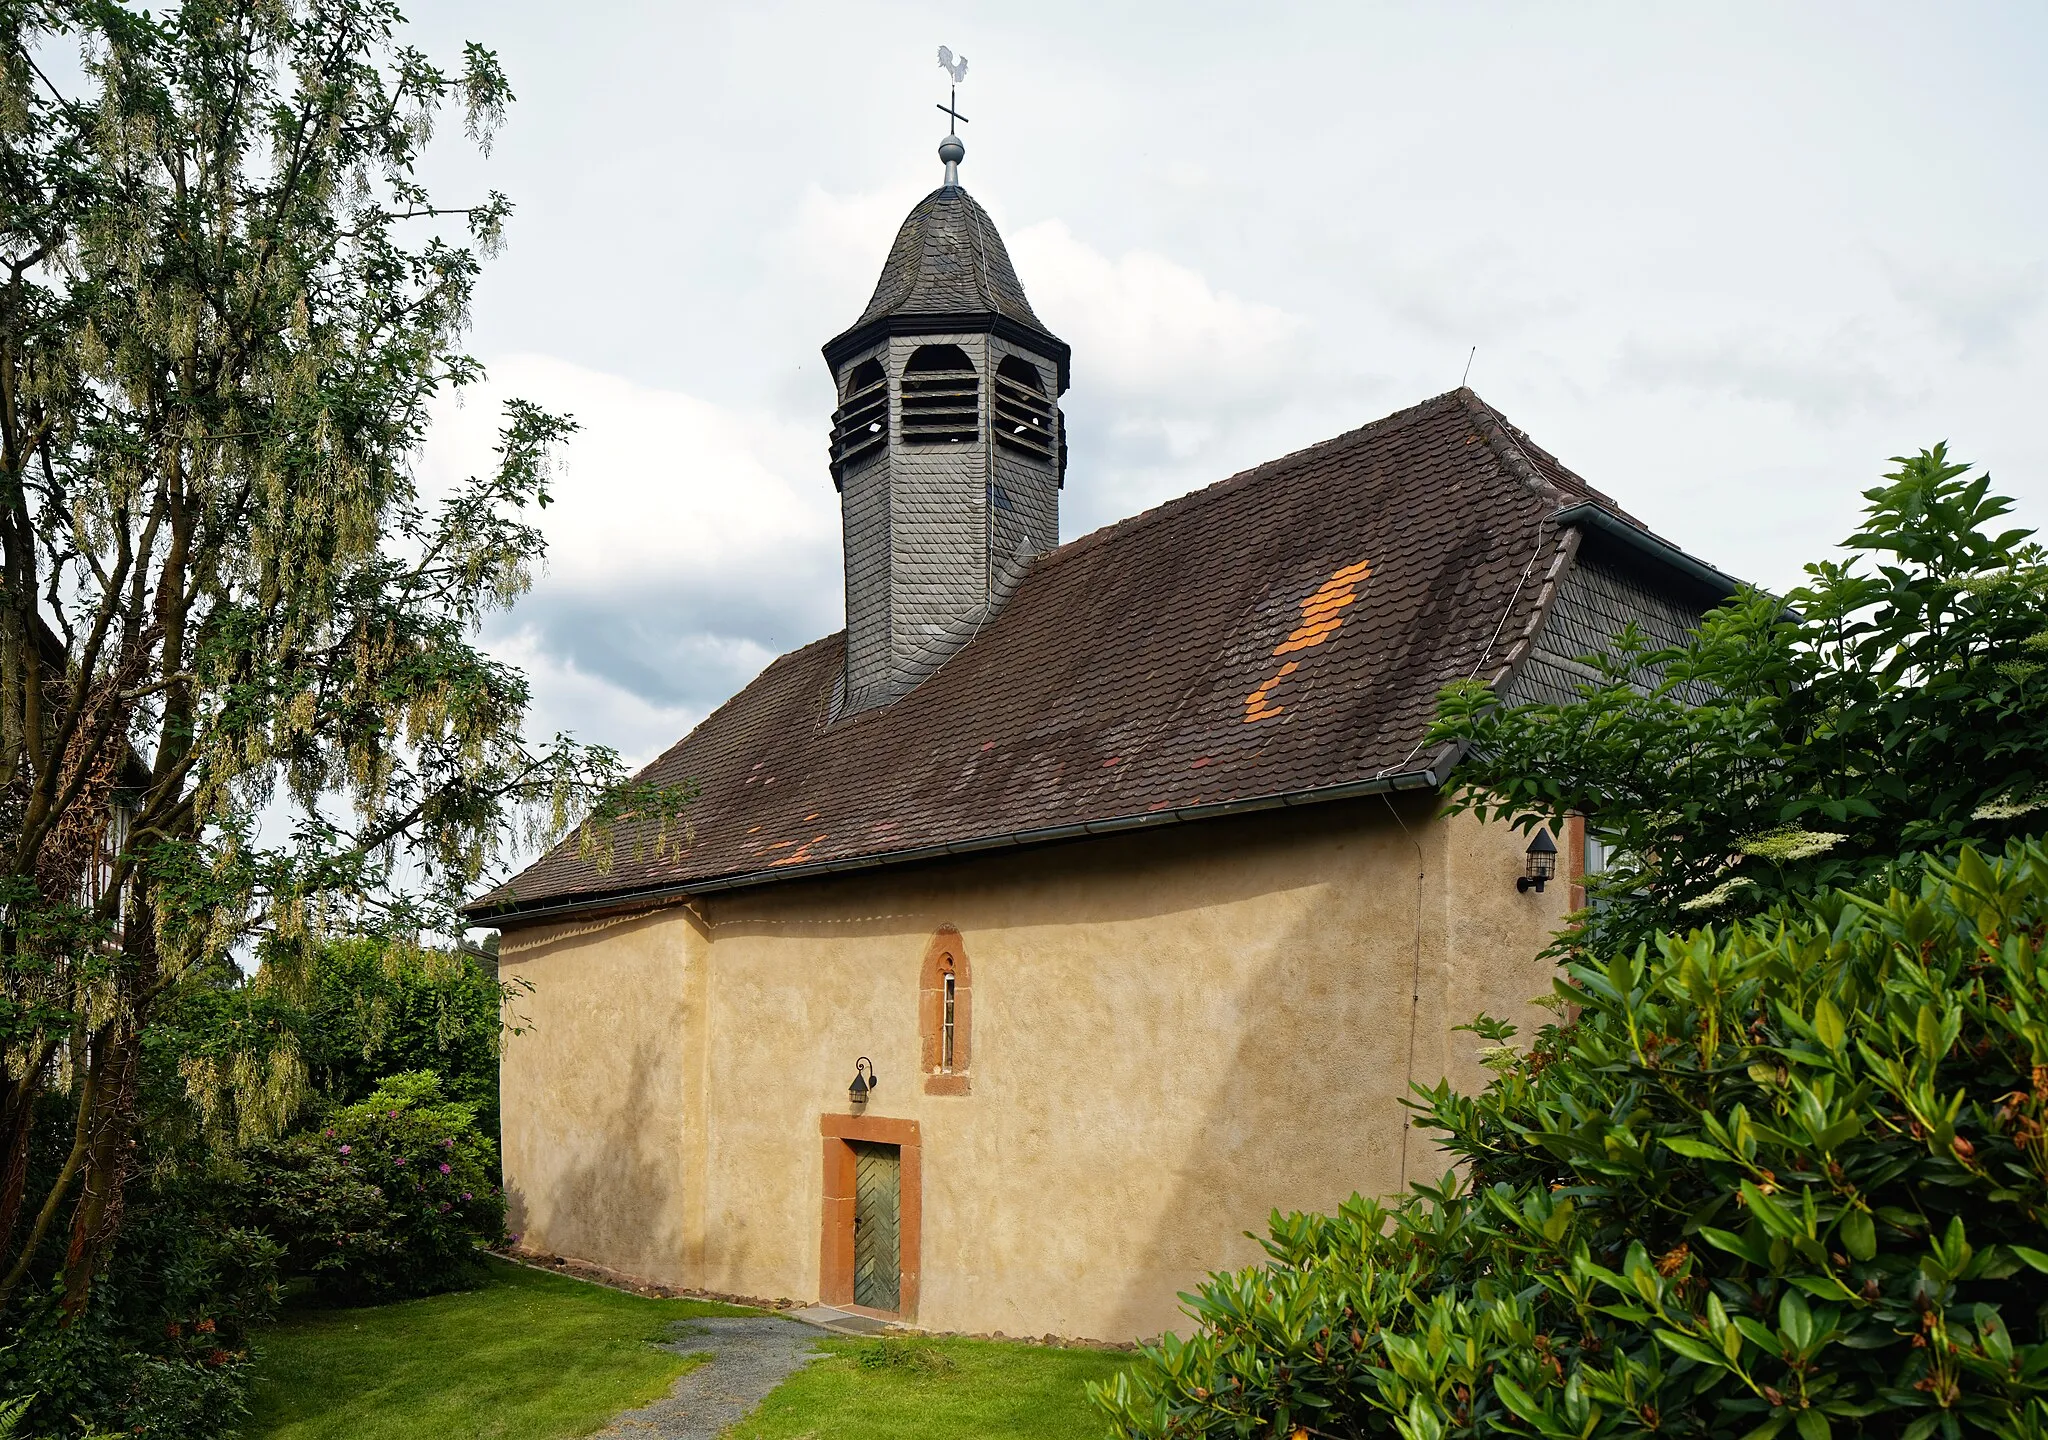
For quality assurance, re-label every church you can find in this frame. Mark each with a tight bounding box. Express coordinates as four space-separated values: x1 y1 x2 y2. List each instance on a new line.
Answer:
467 125 1739 1341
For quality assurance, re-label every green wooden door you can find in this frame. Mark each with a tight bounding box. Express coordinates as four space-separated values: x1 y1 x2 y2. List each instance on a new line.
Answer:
851 1141 901 1312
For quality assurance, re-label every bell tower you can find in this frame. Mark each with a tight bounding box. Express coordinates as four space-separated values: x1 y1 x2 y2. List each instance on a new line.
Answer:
822 107 1070 716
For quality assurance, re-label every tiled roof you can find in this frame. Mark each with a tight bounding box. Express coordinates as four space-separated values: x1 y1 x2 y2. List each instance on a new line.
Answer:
837 185 1053 339
470 389 1633 923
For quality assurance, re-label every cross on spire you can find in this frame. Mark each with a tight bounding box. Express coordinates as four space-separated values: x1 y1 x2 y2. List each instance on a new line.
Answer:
937 87 970 135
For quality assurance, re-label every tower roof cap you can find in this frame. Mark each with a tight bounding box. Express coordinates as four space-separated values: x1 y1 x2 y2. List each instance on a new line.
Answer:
823 184 1069 387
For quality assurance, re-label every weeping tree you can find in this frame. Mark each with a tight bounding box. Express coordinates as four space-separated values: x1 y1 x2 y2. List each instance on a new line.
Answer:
0 0 658 1320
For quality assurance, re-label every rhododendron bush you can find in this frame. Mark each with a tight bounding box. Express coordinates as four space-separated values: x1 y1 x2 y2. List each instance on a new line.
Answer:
241 1072 505 1303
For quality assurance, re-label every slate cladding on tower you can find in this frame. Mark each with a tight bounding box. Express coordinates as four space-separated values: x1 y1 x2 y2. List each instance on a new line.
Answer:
822 182 1071 717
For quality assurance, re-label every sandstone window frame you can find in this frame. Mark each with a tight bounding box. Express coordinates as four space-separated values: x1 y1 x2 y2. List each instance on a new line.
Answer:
920 927 971 1096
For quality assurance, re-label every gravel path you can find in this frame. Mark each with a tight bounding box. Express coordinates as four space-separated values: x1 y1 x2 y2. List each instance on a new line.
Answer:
592 1315 823 1439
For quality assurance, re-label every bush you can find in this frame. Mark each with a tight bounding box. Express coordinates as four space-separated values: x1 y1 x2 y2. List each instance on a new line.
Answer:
294 938 508 1141
240 1071 505 1303
0 1290 252 1440
1095 839 2048 1440
0 1162 280 1440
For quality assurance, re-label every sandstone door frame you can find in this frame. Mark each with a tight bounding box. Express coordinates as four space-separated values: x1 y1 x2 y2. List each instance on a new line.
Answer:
820 1113 921 1321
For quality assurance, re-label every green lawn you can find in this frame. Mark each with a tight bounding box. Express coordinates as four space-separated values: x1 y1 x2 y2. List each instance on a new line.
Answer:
726 1335 1129 1440
241 1257 755 1440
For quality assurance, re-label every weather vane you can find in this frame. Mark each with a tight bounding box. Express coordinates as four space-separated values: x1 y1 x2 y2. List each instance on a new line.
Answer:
936 47 969 185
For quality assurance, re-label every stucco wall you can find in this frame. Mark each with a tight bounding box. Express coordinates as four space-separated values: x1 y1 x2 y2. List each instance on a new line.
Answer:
497 796 1568 1339
496 906 706 1283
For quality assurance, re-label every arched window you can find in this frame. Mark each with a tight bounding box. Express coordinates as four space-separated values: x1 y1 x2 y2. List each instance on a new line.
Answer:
829 356 889 484
993 354 1056 464
919 927 971 1095
901 345 979 447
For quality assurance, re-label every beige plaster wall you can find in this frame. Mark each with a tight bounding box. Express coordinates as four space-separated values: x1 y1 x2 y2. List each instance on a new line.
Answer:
497 907 706 1285
496 797 1568 1339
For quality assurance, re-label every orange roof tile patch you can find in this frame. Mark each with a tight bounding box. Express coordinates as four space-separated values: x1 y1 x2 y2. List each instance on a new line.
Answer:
770 835 828 867
1243 558 1372 723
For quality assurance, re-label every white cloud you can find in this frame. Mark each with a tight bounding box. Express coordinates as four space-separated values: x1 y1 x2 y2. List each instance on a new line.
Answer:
1614 330 1908 422
419 354 841 763
484 627 707 772
1009 218 1305 404
1887 259 2046 361
422 354 834 597
777 183 922 321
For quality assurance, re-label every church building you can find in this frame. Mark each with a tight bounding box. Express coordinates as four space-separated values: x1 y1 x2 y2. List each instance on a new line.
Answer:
467 126 1739 1341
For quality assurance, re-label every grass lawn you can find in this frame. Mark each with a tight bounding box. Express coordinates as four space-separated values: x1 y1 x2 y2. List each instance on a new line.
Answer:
726 1334 1129 1440
241 1257 756 1440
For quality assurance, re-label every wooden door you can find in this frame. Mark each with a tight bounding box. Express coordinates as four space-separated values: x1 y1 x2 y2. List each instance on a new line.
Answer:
851 1140 901 1312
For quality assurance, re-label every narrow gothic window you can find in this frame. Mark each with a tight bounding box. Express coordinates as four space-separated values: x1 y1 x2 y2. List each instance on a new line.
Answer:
901 345 978 446
942 971 956 1071
921 927 971 1094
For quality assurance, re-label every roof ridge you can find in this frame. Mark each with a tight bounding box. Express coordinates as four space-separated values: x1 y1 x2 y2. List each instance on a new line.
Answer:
960 187 999 313
1044 389 1471 569
1455 388 1573 506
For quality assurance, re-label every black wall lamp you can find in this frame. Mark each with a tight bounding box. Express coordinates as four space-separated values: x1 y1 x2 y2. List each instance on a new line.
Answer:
1517 828 1559 893
848 1057 878 1107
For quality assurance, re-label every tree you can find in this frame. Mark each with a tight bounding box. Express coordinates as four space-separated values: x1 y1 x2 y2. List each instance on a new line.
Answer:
0 0 665 1322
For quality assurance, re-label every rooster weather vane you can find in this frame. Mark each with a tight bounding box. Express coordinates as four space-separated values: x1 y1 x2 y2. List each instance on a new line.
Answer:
935 46 969 184
937 46 969 127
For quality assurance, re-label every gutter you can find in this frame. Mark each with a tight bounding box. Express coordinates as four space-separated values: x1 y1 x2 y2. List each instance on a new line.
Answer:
470 764 1445 928
1552 502 1742 600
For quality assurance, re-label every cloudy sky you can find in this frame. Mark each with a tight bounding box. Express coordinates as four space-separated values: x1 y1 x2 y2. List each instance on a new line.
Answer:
406 1 2048 767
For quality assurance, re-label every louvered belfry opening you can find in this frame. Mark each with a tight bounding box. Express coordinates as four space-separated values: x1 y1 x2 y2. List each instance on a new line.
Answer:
993 354 1055 465
829 356 888 485
900 344 980 446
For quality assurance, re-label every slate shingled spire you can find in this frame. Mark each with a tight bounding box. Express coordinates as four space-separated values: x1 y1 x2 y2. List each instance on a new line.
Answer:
821 142 1071 717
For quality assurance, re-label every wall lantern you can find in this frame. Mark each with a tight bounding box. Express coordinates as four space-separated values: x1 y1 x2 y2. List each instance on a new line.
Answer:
1517 828 1559 893
848 1057 878 1107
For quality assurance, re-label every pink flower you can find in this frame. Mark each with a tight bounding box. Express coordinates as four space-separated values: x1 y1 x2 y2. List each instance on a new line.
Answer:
443 1138 454 1148
462 1193 472 1201
339 1145 351 1154
439 1163 451 1174
394 1157 406 1166
388 1110 398 1118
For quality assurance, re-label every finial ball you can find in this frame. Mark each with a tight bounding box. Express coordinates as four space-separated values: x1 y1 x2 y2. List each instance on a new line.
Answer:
938 135 966 166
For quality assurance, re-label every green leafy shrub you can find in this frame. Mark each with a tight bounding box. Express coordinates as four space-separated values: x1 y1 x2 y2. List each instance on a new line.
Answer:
0 1290 251 1440
0 1164 279 1439
295 937 509 1140
241 1072 505 1302
1097 840 2048 1440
